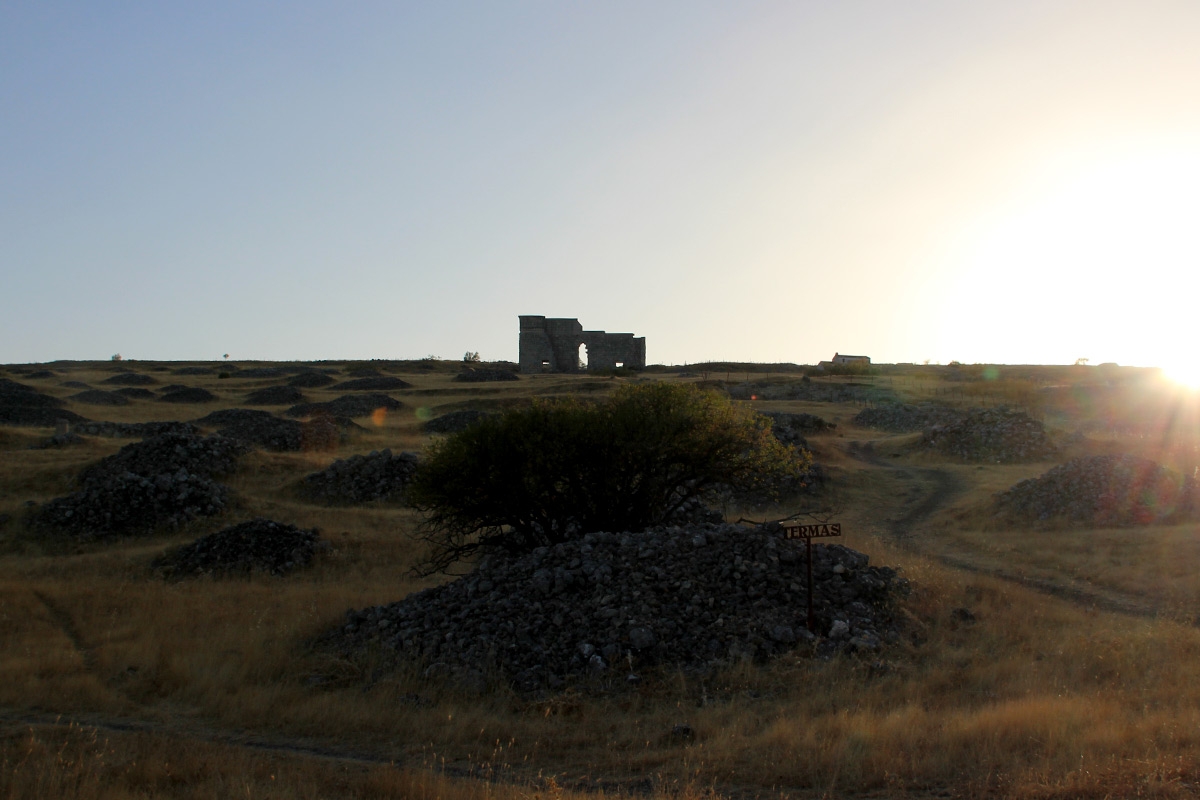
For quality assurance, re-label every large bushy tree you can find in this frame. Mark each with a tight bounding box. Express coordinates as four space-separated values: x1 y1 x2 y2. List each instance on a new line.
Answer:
407 382 809 572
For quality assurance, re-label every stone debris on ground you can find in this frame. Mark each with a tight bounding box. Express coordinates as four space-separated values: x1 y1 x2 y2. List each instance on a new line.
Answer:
453 369 520 383
101 372 157 386
287 393 404 419
322 523 906 692
992 454 1196 527
152 518 326 578
762 412 835 448
244 385 306 405
852 403 963 433
69 390 130 406
158 387 218 403
301 449 420 504
115 387 156 399
288 372 336 388
330 376 413 391
193 408 348 452
0 378 87 426
918 406 1056 463
72 421 199 438
422 409 493 434
31 433 248 539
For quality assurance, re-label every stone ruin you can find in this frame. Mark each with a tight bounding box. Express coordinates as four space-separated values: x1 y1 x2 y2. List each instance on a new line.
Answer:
519 316 646 374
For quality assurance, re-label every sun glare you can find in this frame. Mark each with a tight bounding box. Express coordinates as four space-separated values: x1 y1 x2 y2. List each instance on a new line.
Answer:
939 143 1200 365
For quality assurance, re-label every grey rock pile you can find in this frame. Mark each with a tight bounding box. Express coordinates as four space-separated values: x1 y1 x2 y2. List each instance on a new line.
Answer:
70 390 129 406
423 409 493 434
244 385 306 405
331 376 412 391
323 523 906 692
0 378 87 426
33 433 246 540
763 412 835 448
194 409 347 452
288 372 336 388
993 455 1196 527
287 393 404 419
115 387 156 399
72 421 198 438
158 387 217 403
453 369 519 383
153 518 325 578
101 372 156 386
918 407 1056 462
853 403 963 433
302 449 420 503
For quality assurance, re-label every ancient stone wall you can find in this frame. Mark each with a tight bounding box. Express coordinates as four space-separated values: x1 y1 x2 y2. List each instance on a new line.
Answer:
519 316 646 373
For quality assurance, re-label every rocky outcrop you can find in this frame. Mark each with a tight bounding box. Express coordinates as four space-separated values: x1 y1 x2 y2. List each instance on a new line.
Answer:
322 523 906 692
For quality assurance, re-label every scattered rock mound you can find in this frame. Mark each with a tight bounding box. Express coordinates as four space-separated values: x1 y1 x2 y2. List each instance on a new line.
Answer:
323 524 906 692
0 379 87 426
158 387 217 404
32 433 247 539
288 372 336 388
993 455 1196 527
853 403 962 433
72 421 198 438
173 366 215 376
453 369 519 383
102 372 156 386
287 394 404 419
422 409 493 434
193 408 345 452
153 518 324 578
70 390 129 406
115 387 156 399
244 385 306 405
61 381 91 389
302 449 420 503
918 407 1056 462
24 370 56 379
763 412 835 448
330 376 413 391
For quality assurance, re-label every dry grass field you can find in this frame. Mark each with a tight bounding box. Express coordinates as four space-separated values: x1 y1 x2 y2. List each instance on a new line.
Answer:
4 359 1200 798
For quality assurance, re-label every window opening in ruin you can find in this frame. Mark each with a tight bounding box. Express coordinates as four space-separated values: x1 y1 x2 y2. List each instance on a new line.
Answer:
541 360 550 372
577 343 589 370
615 362 624 368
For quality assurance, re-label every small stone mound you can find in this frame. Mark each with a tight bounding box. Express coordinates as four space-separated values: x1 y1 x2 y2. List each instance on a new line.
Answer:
993 455 1195 527
236 367 288 378
24 370 56 379
70 390 130 406
115 387 156 399
72 421 198 438
918 406 1056 463
153 518 324 578
330 376 413 391
453 369 519 383
158 387 217 403
302 449 420 503
61 381 91 389
287 394 404 419
288 372 336 388
195 408 305 451
0 379 87 426
245 385 306 405
79 432 247 486
321 524 906 692
763 412 835 448
29 432 86 450
853 403 962 433
422 409 493 434
101 372 157 386
173 366 215 376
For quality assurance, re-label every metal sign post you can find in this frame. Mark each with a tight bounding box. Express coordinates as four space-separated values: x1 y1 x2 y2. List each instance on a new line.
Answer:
781 522 842 633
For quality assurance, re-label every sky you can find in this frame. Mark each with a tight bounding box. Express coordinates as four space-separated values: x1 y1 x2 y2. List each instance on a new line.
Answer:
3 2 1200 369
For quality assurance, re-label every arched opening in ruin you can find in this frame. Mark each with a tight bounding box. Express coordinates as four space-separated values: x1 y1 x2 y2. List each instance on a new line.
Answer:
577 343 589 370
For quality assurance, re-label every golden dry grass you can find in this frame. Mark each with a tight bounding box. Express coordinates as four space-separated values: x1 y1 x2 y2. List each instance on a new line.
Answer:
5 360 1200 797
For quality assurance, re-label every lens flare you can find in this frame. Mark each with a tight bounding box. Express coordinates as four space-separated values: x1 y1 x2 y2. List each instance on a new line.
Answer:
371 407 388 426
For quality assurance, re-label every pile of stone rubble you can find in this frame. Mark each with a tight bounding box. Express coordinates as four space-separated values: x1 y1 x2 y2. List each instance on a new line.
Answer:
244 385 306 405
422 409 493 434
301 449 420 504
0 378 86 426
918 407 1056 462
192 408 344 452
323 523 906 692
32 433 246 539
727 380 893 404
153 518 326 578
331 376 412 391
763 411 834 448
72 421 198 438
853 403 963 433
288 372 336 388
69 389 129 406
287 393 404 419
453 369 519 382
101 373 156 386
158 387 217 404
993 454 1196 527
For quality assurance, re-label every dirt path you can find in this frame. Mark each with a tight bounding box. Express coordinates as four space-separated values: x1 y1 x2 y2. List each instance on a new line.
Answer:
845 440 1166 621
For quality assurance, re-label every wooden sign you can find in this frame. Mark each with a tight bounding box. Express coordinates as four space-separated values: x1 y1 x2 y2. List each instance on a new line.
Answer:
782 522 842 539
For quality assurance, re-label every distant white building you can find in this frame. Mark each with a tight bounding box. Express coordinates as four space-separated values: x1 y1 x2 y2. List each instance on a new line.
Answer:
831 353 870 366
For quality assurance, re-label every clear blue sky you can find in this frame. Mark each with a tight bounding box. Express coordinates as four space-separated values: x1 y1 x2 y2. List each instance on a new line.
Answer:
4 2 1199 368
